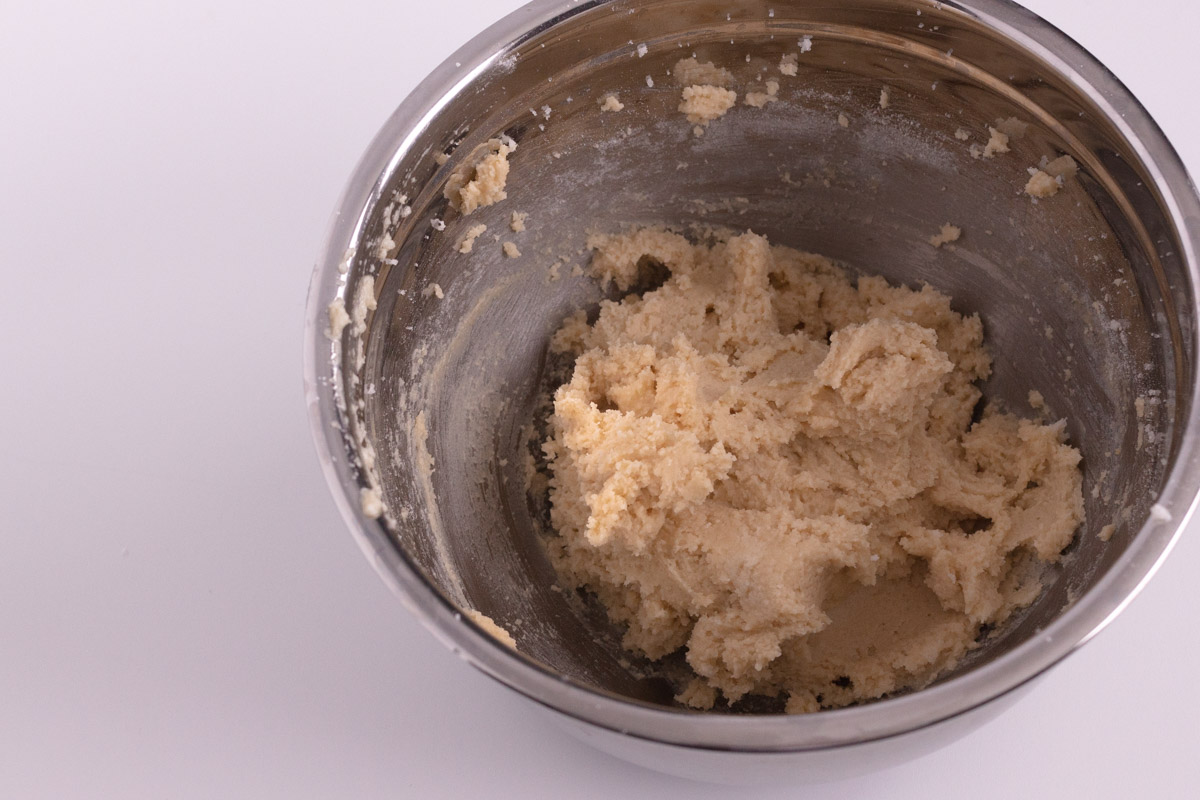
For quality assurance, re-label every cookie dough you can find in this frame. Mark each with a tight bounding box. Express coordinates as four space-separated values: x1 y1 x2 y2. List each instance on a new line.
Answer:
744 80 780 108
456 223 487 254
543 229 1084 712
466 610 517 648
673 57 733 88
679 85 738 126
982 126 1010 158
444 137 514 215
1025 155 1080 199
928 224 961 248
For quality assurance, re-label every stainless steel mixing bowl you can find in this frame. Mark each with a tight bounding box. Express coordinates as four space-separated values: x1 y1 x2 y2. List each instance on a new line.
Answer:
304 0 1200 782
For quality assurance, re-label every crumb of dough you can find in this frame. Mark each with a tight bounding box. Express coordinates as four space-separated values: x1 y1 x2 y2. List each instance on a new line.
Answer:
680 84 738 125
799 35 813 53
444 138 515 215
879 87 890 108
1098 524 1115 542
954 128 970 141
982 126 1010 158
929 224 961 248
456 223 488 253
692 125 705 138
780 53 799 76
1024 169 1061 198
1042 154 1079 180
510 211 528 232
350 276 376 336
435 152 450 166
673 57 733 87
1029 390 1046 410
785 692 820 714
550 309 591 354
466 610 517 648
838 113 849 128
375 228 396 261
600 93 624 112
1151 503 1172 522
675 678 718 709
422 282 444 299
327 298 350 340
543 228 1084 710
744 80 779 107
1024 156 1077 198
503 241 521 258
360 487 384 519
994 117 1029 139
1135 396 1146 418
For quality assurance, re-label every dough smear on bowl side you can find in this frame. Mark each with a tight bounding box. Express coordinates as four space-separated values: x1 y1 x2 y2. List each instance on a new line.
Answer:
541 228 1084 713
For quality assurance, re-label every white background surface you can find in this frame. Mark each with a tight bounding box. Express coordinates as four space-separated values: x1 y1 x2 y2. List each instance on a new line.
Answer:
2 0 1198 797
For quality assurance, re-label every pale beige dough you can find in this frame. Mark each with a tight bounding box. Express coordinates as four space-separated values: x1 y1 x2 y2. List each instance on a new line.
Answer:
360 487 384 519
673 58 737 136
744 79 780 108
444 138 514 215
543 228 1084 712
679 85 738 126
456 223 487 254
993 116 1029 139
466 610 517 648
1024 170 1060 198
600 94 625 112
1025 155 1079 198
1043 155 1079 180
982 126 1010 158
928 224 961 248
673 57 733 88
327 298 350 340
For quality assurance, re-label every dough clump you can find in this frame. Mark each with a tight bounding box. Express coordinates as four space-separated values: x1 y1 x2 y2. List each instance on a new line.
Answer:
444 138 514 215
679 85 738 125
929 224 961 248
543 228 1084 712
600 94 625 112
466 610 516 648
744 79 780 108
1025 155 1079 199
673 58 733 88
